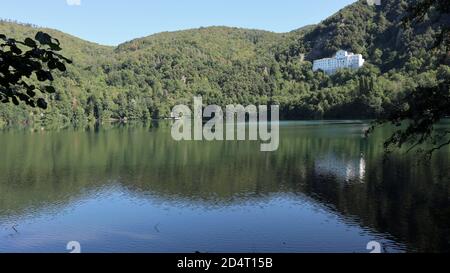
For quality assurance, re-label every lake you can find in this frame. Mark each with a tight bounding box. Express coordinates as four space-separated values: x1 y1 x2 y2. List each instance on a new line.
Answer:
0 121 449 253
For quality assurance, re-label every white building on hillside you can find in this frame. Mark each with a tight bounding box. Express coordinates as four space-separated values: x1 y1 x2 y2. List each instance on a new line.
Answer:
313 50 365 74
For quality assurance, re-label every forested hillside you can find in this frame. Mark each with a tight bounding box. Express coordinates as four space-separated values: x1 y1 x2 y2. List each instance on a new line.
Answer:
1 0 448 127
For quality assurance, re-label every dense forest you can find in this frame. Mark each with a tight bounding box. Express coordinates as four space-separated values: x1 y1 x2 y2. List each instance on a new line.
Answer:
0 0 449 127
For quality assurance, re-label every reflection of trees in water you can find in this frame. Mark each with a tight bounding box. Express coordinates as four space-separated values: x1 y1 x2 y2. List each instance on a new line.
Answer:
0 122 449 252
300 150 450 253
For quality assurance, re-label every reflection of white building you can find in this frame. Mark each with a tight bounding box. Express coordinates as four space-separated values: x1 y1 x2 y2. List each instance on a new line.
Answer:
315 153 366 183
313 50 365 74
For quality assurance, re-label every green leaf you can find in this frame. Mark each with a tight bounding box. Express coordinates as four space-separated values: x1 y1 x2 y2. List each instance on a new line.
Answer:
48 60 57 70
11 45 22 55
36 70 53 81
56 62 66 72
35 31 52 45
49 43 62 51
54 54 73 64
17 93 29 101
44 86 56 93
36 98 47 109
12 96 19 105
24 38 37 48
27 90 36 97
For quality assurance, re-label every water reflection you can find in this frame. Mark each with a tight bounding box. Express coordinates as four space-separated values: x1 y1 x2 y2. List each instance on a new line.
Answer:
314 153 366 182
0 121 449 252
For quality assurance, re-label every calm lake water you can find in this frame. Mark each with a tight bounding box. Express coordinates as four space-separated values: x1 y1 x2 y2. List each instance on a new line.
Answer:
0 121 449 253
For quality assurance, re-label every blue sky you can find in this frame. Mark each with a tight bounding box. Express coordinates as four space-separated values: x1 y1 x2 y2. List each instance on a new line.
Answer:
1 0 357 46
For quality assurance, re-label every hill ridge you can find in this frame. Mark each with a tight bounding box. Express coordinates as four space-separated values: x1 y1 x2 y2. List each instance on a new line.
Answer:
0 0 447 126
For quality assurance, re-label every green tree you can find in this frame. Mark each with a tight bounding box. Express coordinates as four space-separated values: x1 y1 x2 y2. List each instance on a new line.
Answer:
369 0 450 156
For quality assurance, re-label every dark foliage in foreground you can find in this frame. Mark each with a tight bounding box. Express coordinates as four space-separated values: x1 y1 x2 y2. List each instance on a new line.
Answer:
369 0 450 156
0 31 72 109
